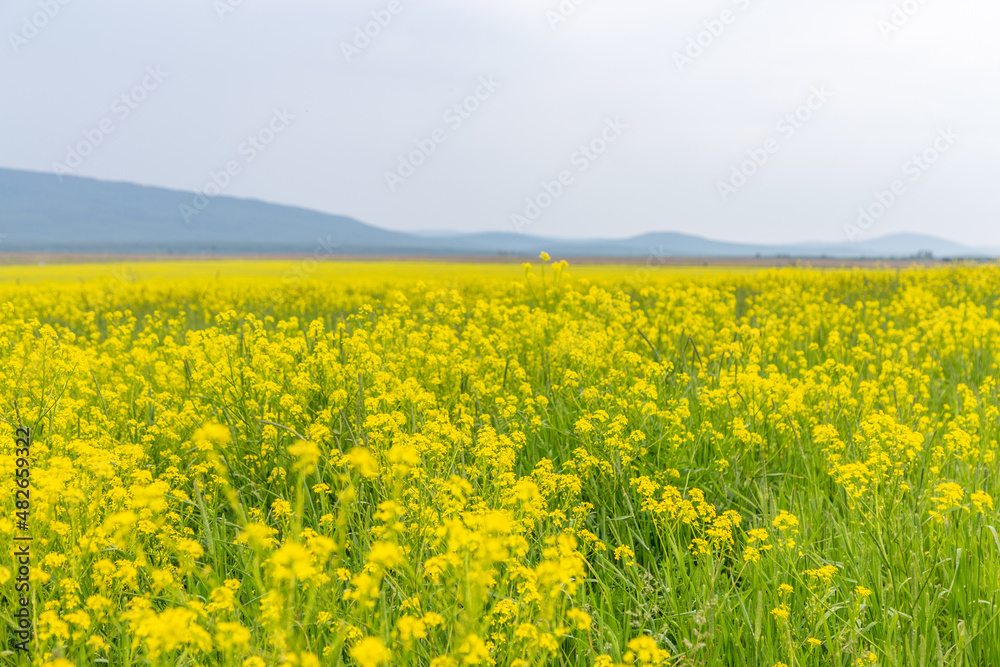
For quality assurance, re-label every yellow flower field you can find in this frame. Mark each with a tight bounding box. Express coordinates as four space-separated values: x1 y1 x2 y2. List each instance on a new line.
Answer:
2 259 999 666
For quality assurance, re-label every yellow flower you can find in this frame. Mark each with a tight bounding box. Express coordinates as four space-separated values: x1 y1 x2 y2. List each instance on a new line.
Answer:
64 609 91 636
38 610 70 641
272 498 294 519
515 623 538 641
368 541 405 570
773 511 799 532
193 423 231 447
343 572 381 607
176 539 205 561
458 633 490 664
855 651 878 666
932 482 965 512
350 636 390 667
238 522 279 550
388 442 421 467
567 608 592 630
422 612 446 628
803 565 839 585
971 490 994 512
205 579 241 613
268 542 317 582
624 635 670 665
122 603 212 659
216 621 251 651
539 251 551 262
398 614 427 642
614 545 636 565
346 448 379 479
288 439 321 473
86 634 110 652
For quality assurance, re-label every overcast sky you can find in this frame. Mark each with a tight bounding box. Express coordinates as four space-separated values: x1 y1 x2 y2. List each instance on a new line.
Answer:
2 0 999 245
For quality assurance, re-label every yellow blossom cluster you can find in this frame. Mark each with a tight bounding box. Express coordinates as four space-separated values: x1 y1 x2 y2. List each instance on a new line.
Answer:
1 260 999 665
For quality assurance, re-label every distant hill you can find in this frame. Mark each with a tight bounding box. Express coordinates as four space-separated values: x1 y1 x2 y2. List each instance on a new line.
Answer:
0 168 995 259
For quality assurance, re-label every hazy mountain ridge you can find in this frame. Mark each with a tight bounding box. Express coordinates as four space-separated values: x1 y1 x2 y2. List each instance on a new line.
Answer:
0 168 995 258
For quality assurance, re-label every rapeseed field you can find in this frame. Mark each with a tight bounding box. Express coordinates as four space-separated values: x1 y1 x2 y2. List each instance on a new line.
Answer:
2 258 999 666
